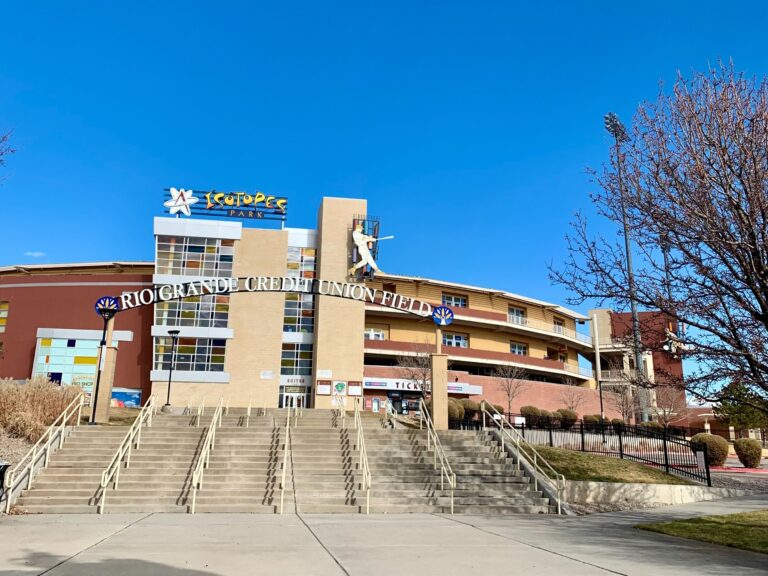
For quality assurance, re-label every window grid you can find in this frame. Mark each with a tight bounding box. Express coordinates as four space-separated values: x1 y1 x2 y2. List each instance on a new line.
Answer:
510 342 528 356
154 337 226 372
155 294 230 328
155 236 235 277
553 317 565 334
508 306 527 325
0 301 8 333
32 337 101 386
364 328 386 341
281 343 313 376
284 247 316 333
443 332 469 348
442 293 467 308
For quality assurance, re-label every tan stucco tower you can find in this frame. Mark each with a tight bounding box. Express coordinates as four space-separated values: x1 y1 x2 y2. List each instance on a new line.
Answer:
312 198 367 409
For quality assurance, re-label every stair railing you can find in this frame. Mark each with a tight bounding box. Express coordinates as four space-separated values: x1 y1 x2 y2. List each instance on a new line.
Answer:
196 399 205 427
353 398 371 514
418 399 456 514
279 406 293 514
189 397 224 514
332 392 346 429
3 393 85 513
246 398 251 428
481 403 566 514
97 394 157 514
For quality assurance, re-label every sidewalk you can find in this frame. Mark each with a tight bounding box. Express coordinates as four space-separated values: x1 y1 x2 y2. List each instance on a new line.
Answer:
0 495 766 576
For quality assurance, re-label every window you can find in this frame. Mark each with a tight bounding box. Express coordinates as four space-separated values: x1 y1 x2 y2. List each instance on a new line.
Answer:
284 246 316 333
558 352 568 363
155 236 235 277
553 317 565 334
508 307 527 326
155 294 230 328
364 327 386 341
154 337 226 372
383 283 397 293
442 293 467 308
0 301 8 333
281 343 313 376
443 332 469 348
33 337 100 386
510 342 528 356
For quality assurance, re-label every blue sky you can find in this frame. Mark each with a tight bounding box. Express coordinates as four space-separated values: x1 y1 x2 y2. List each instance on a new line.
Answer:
2 1 766 317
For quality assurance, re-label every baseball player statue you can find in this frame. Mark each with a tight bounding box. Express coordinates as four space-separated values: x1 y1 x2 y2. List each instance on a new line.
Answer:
349 223 384 278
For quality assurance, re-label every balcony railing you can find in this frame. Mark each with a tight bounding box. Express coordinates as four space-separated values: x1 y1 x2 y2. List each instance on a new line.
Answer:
563 364 595 378
599 369 638 381
507 316 593 345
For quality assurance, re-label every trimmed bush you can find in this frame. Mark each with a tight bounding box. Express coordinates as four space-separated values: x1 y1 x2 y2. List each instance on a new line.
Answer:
520 406 540 422
557 409 577 430
734 438 763 469
639 421 664 431
459 399 479 421
494 404 506 415
611 418 625 432
447 399 465 422
691 433 730 467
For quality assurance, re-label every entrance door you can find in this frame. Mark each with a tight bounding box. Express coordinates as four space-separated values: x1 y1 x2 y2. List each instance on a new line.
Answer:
281 393 305 409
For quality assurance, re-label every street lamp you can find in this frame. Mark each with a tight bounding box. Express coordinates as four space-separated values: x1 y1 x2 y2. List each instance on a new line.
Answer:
604 112 648 422
90 297 120 425
164 329 181 412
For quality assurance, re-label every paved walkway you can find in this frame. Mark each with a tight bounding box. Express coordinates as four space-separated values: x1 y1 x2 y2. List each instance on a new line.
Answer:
1 495 766 575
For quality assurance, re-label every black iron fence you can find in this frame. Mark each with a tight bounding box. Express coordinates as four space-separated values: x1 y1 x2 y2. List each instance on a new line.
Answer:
451 415 711 485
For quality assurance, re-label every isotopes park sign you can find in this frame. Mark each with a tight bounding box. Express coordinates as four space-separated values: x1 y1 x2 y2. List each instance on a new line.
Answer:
116 276 435 318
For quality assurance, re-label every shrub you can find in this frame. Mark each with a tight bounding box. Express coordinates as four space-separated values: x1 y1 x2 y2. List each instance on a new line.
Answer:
447 399 465 422
0 377 81 442
734 438 763 469
611 418 625 432
639 421 664 431
459 399 479 421
582 414 600 428
557 409 577 430
520 406 540 421
494 404 506 415
691 433 730 467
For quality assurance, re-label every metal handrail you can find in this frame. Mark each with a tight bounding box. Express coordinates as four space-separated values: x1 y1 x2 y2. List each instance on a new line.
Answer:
418 400 456 514
246 398 251 428
4 393 85 513
189 397 224 514
280 407 293 514
481 402 566 514
97 395 157 514
332 392 346 429
353 398 371 514
196 400 205 427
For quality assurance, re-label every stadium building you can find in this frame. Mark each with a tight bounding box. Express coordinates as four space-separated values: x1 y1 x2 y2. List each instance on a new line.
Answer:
0 193 649 418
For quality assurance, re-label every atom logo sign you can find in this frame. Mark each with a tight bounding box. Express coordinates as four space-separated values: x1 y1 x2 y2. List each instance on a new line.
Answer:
432 306 454 326
163 187 199 216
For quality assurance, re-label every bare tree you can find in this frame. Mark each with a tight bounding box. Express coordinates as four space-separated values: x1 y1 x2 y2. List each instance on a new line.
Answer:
396 350 432 396
493 364 529 415
559 378 587 414
605 383 637 424
0 130 13 174
551 63 768 413
652 385 690 429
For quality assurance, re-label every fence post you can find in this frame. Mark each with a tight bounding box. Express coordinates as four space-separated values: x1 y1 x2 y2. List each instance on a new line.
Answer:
704 447 712 487
618 427 624 459
548 421 554 447
580 423 585 452
662 432 670 474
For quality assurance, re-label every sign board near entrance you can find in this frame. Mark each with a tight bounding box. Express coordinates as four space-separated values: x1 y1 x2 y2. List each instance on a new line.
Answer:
163 188 288 222
114 276 439 319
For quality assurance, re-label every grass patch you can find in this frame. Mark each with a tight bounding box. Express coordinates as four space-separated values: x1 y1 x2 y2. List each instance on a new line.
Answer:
521 445 693 485
638 509 768 554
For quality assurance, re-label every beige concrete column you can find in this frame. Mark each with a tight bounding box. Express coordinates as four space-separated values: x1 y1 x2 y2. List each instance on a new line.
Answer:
92 316 116 423
431 353 448 430
313 197 367 410
93 346 118 423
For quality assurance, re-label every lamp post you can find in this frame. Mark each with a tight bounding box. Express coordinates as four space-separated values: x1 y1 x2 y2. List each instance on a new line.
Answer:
90 297 120 425
604 112 648 422
163 329 181 412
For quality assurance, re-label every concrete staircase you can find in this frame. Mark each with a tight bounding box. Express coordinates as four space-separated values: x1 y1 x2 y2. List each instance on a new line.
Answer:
13 408 557 515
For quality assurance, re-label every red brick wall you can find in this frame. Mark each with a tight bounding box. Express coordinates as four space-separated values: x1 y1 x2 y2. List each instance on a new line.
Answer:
0 273 154 399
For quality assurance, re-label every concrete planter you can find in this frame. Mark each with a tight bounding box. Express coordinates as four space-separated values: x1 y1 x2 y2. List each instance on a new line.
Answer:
565 481 750 506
